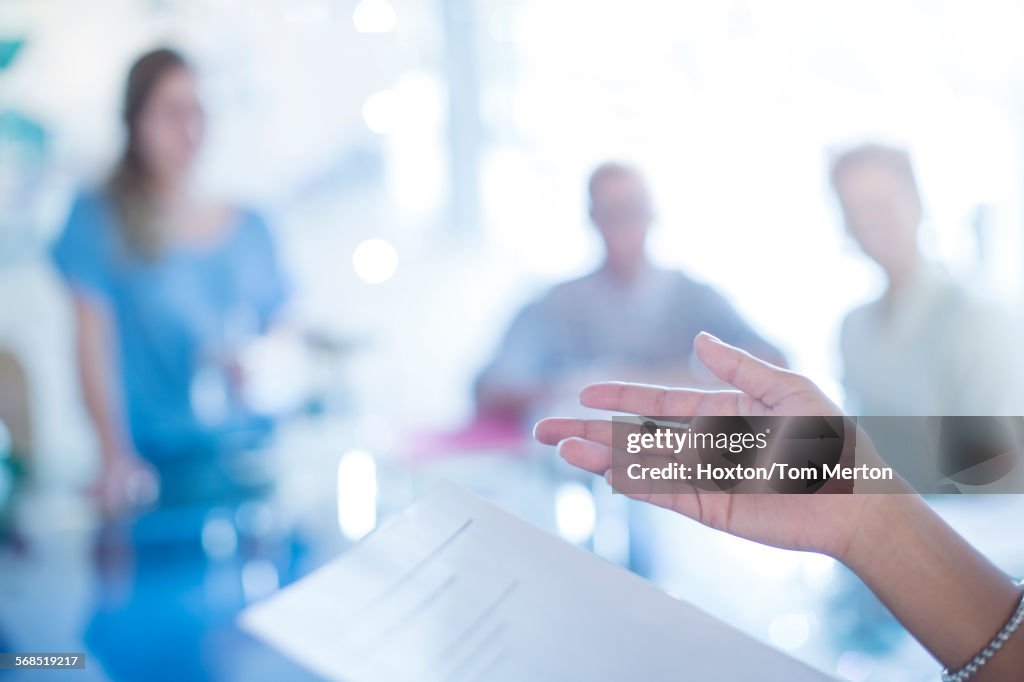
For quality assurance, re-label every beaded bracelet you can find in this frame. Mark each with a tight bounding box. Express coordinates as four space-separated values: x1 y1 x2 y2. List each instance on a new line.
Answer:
941 580 1024 682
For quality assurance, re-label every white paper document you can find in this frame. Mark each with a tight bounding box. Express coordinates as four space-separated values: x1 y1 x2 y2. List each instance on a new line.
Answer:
240 481 834 681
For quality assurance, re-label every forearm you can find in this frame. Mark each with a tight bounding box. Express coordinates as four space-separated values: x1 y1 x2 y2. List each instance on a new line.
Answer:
73 298 133 464
843 494 1024 679
79 359 130 464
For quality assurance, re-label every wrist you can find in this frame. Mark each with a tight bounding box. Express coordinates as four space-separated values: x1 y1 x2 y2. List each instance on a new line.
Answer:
99 445 140 472
834 493 920 576
836 493 1024 674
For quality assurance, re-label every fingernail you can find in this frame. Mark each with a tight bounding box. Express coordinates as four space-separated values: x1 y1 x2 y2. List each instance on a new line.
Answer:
699 331 721 342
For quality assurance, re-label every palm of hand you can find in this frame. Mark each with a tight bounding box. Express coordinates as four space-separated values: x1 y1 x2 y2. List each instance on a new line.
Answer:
637 383 867 559
534 333 872 561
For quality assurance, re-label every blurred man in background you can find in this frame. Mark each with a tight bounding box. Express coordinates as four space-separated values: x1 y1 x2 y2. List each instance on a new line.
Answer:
475 161 785 423
832 144 1018 416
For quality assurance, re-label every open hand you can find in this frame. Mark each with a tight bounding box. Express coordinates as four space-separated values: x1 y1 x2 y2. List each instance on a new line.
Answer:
535 332 898 561
89 453 160 517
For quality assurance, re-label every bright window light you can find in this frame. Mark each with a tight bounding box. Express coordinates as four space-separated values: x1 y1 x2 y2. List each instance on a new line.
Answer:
555 482 596 544
352 238 398 284
336 449 378 540
361 89 400 134
353 0 397 33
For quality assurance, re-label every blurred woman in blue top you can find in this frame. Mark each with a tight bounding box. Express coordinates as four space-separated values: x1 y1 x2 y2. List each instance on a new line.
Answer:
52 48 289 514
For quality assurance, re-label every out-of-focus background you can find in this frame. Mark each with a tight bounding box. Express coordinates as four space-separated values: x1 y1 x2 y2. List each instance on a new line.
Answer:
1 1 1024 680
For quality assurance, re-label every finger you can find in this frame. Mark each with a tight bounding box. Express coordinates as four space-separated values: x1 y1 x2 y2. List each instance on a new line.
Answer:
579 382 722 416
693 332 795 405
539 418 698 466
533 418 613 446
603 465 705 521
557 437 613 474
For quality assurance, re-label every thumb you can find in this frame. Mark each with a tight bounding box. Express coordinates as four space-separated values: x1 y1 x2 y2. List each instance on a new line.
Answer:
694 332 791 402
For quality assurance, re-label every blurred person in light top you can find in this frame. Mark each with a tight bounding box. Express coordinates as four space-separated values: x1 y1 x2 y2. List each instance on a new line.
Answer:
475 161 786 423
52 48 290 514
832 143 1018 416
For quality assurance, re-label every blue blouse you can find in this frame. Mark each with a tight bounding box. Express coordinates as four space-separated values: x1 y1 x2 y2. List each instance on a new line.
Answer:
52 191 288 458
